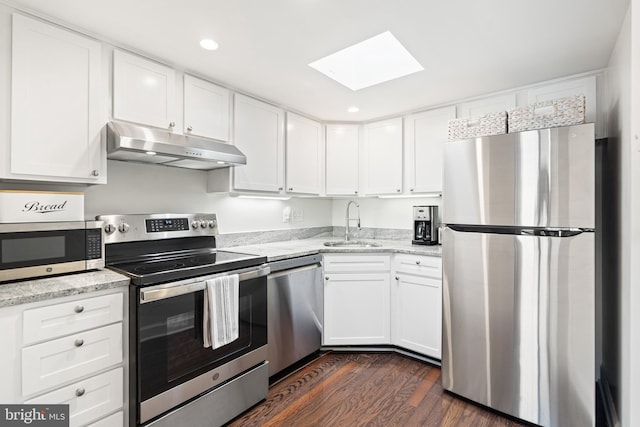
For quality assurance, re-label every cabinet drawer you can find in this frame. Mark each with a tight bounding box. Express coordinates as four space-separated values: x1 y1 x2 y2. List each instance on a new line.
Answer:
25 367 123 427
394 254 442 279
22 323 123 396
323 254 390 272
23 293 123 345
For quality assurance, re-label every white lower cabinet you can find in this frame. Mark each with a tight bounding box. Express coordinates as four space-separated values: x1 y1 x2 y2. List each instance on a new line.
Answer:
392 255 442 359
322 253 442 360
323 255 391 345
0 287 127 427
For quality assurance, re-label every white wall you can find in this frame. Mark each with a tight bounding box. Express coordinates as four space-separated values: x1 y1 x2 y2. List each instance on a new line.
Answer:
605 4 640 426
331 197 441 229
84 160 332 233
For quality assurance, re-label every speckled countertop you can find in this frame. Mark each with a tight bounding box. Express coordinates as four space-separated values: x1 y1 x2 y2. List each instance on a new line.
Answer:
0 269 131 308
226 237 442 262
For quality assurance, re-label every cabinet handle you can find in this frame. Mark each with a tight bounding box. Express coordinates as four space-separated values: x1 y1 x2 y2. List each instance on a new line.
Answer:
395 276 399 280
410 188 414 192
354 191 358 194
91 170 100 177
416 260 421 265
278 187 283 191
288 187 293 191
74 305 84 313
169 122 176 129
397 189 401 192
75 388 85 397
74 338 84 347
325 276 329 281
187 125 193 131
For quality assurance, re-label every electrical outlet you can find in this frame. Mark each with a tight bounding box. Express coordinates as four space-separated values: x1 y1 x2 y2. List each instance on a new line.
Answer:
282 207 292 223
292 208 304 222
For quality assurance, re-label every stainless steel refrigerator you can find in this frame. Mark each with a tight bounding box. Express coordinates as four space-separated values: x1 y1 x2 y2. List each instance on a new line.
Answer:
442 123 595 427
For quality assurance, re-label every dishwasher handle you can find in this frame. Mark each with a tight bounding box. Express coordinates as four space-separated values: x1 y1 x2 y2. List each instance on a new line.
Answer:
267 263 321 280
140 264 270 303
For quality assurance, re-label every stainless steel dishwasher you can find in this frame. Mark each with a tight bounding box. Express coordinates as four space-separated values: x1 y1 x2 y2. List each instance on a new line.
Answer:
267 254 323 377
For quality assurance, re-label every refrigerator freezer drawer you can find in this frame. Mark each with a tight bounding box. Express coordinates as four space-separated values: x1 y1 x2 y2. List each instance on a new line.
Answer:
443 123 594 228
442 228 594 427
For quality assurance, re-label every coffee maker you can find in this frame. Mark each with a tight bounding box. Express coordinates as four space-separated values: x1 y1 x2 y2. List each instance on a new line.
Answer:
412 205 439 245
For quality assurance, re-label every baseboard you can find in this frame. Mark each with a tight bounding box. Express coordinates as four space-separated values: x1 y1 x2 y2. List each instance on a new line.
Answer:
320 345 441 367
598 368 620 427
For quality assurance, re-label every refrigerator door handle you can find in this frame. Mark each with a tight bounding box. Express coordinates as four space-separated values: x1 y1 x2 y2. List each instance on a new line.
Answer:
447 225 593 237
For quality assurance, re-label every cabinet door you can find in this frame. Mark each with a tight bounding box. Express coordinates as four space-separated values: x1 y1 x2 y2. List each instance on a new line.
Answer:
113 49 176 130
232 94 285 192
526 75 598 136
404 106 456 194
457 93 516 118
183 74 230 141
10 14 104 183
325 125 359 196
362 118 403 195
285 113 322 195
323 273 390 345
394 272 442 358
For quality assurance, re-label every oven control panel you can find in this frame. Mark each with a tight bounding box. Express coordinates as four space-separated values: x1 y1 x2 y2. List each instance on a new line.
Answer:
97 213 218 244
146 218 190 233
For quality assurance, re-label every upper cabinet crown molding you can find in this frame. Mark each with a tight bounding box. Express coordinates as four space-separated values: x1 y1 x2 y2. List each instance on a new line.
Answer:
112 49 177 130
457 93 516 118
6 13 106 184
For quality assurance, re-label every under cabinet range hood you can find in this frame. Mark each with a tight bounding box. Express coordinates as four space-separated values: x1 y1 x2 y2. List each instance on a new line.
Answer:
106 121 247 170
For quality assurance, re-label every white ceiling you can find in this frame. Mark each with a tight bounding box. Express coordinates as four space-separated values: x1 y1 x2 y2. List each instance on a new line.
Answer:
4 0 630 122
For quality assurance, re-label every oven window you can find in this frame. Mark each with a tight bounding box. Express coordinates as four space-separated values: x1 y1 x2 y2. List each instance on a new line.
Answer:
137 275 267 401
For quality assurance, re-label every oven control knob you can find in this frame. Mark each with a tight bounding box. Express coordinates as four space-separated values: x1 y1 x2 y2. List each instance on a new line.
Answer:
208 220 216 228
200 220 208 229
104 224 116 234
191 220 199 229
118 223 130 233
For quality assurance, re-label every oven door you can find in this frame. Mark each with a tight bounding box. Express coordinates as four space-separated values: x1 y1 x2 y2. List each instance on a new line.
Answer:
136 264 269 424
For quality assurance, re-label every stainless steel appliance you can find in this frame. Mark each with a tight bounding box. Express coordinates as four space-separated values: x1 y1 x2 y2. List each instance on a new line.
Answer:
267 254 322 378
97 213 269 427
442 123 595 426
412 205 439 245
0 220 104 282
106 121 247 170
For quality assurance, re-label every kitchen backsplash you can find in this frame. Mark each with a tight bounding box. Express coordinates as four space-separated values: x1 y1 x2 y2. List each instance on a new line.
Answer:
218 226 412 248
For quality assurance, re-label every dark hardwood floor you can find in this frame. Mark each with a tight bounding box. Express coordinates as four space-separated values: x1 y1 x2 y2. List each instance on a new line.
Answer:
226 352 530 427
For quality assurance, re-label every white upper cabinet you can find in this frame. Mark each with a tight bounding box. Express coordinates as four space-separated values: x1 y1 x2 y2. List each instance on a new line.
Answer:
525 75 599 136
285 113 323 195
362 117 403 195
404 106 456 194
183 74 230 141
8 14 105 184
233 94 285 193
457 93 516 117
325 125 359 196
113 49 177 130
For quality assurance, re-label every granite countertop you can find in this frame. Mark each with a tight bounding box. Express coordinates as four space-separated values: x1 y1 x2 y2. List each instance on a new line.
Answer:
227 237 442 262
0 269 131 308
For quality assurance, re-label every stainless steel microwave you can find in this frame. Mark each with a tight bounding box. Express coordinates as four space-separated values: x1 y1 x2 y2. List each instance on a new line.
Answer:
0 221 104 283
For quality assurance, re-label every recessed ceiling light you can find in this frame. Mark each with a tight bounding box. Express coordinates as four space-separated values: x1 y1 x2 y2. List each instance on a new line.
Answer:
347 106 360 113
308 31 423 91
145 151 157 156
199 39 219 51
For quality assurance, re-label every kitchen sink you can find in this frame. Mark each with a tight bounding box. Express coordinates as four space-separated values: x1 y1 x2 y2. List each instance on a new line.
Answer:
323 240 382 248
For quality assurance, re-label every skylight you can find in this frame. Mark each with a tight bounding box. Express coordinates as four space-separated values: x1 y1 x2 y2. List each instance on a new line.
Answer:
308 31 424 91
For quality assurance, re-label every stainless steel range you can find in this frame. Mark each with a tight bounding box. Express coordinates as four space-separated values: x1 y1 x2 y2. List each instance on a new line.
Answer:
97 213 269 427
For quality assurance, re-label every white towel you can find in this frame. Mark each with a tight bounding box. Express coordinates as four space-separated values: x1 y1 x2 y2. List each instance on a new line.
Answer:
203 274 239 349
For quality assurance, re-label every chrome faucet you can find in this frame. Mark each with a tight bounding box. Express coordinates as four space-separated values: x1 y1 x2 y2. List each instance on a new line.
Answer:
345 200 360 241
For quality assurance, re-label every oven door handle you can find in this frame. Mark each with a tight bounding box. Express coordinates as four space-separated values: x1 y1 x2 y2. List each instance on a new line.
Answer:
139 264 270 303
